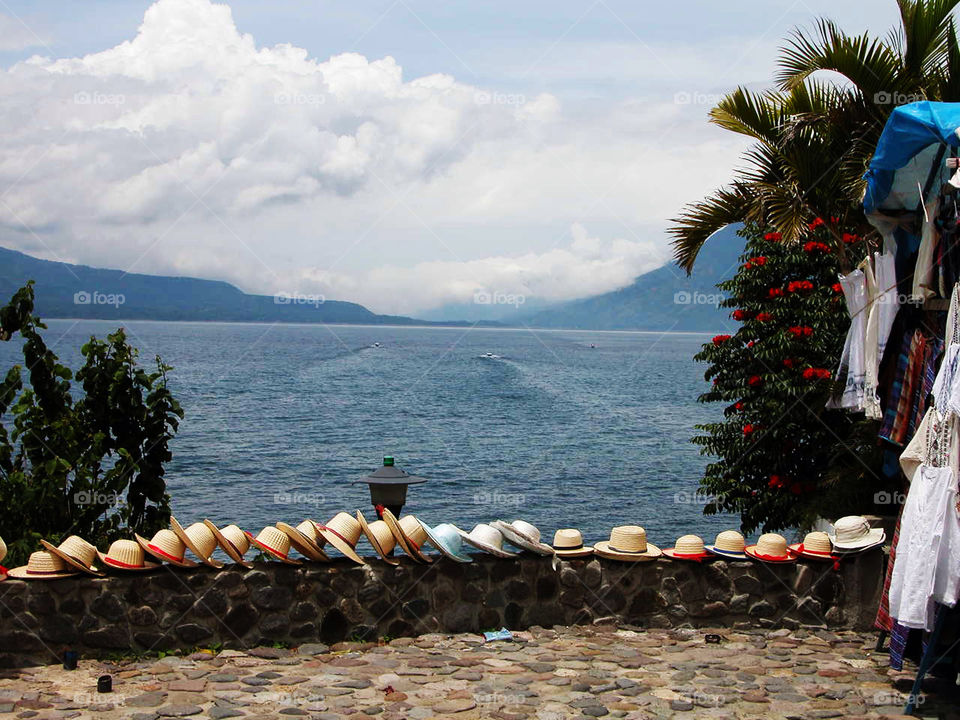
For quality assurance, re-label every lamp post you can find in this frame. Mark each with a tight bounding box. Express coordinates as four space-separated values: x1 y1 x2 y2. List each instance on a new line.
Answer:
358 456 427 518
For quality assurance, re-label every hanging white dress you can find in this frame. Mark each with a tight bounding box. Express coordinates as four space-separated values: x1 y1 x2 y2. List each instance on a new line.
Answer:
827 268 867 411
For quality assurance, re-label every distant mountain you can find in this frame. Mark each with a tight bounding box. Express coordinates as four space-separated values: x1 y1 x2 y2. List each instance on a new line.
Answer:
0 246 477 326
523 225 744 332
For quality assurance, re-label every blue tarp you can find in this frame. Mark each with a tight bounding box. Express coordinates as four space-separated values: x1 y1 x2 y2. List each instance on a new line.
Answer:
864 101 960 214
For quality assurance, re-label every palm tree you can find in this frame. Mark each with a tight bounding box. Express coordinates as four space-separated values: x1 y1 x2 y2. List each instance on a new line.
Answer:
671 0 960 274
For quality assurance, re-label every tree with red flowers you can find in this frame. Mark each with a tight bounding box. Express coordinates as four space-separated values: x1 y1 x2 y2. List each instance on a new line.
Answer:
693 221 877 532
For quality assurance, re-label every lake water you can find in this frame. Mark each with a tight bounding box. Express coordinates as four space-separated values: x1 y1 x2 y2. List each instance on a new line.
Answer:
0 321 740 550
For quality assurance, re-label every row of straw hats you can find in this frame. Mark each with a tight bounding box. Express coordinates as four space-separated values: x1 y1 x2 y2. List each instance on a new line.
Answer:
0 513 885 580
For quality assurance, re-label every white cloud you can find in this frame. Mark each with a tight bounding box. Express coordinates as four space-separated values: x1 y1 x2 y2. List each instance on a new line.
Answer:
0 0 748 315
0 12 49 52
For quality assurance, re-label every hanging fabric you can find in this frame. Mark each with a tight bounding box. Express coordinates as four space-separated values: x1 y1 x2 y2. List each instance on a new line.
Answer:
827 268 867 411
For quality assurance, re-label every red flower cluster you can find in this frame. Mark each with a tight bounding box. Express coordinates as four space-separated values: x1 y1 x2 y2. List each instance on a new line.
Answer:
783 358 795 368
842 233 860 244
747 340 755 348
768 287 784 298
734 401 743 411
747 375 762 387
787 280 814 293
743 424 756 436
756 312 773 322
768 475 785 489
732 309 747 321
830 216 840 225
802 367 831 380
787 326 814 338
764 232 782 241
712 334 731 345
744 256 767 270
808 217 825 230
803 241 830 253
832 282 843 294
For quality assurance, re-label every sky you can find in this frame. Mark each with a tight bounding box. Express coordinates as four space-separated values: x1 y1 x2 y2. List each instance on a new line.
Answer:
0 0 903 316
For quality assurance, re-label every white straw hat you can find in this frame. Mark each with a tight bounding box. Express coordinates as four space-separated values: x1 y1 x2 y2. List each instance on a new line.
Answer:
788 531 836 561
456 523 518 558
552 529 593 557
381 509 432 563
97 539 159 572
705 530 747 559
246 526 302 564
828 516 885 552
663 534 711 562
8 550 80 580
41 535 103 576
136 528 197 567
745 533 796 563
204 520 253 567
594 526 661 561
492 520 554 555
356 511 400 565
0 535 6 579
276 521 331 562
315 513 366 564
171 517 223 568
420 521 474 562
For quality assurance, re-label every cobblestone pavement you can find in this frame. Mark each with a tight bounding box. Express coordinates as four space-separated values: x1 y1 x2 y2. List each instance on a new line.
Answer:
0 624 956 719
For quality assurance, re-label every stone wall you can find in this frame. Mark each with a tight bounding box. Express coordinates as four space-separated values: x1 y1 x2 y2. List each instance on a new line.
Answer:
0 550 885 667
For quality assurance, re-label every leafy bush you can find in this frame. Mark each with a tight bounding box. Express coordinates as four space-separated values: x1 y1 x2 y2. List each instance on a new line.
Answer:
692 222 882 532
0 282 183 564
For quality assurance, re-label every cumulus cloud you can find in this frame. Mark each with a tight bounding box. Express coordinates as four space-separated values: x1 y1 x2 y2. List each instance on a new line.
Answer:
0 0 746 315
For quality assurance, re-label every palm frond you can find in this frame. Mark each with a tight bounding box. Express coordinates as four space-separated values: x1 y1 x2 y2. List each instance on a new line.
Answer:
669 188 753 274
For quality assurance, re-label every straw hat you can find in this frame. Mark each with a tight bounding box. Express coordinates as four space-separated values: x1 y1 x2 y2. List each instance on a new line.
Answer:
8 551 80 580
663 534 711 562
492 520 554 555
828 516 885 553
41 535 103 576
97 539 159 572
204 520 253 567
552 529 593 557
356 511 400 565
314 513 365 564
745 533 796 563
456 523 518 558
136 528 197 567
276 521 331 562
0 535 6 580
381 509 432 563
594 526 662 562
420 521 473 562
788 531 836 561
171 517 223 568
246 526 302 564
705 530 747 560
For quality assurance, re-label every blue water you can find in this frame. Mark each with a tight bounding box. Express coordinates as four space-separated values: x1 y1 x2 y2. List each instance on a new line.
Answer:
0 321 738 548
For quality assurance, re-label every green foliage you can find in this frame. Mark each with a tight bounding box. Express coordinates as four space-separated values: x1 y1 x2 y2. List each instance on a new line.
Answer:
692 223 882 533
0 282 183 565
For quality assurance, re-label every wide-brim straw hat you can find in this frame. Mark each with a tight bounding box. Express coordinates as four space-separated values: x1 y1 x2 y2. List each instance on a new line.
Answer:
456 523 518 558
276 521 330 562
705 530 747 560
0 535 6 580
41 536 103 576
828 515 885 552
8 550 81 580
552 528 593 557
356 512 399 565
171 517 223 568
315 513 365 564
492 520 554 555
381 509 432 562
204 520 253 567
663 534 711 562
246 526 302 564
97 539 160 572
788 531 836 561
420 520 473 562
745 533 796 563
136 529 197 568
594 526 661 561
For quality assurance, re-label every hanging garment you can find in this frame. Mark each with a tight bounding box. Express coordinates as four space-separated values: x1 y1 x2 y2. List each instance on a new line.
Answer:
913 197 939 301
874 252 900 363
889 415 960 631
863 258 882 420
827 268 867 411
880 330 924 445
